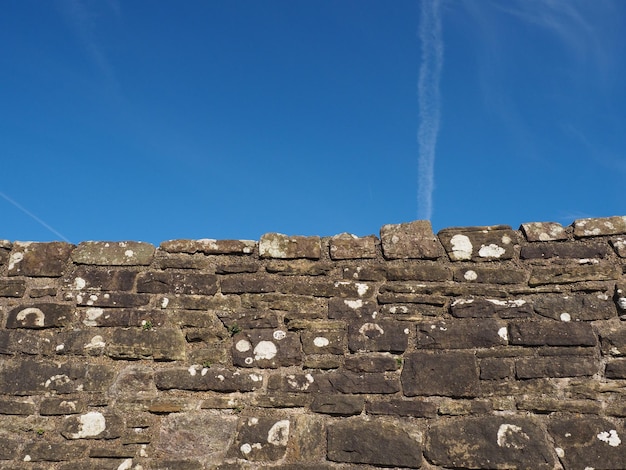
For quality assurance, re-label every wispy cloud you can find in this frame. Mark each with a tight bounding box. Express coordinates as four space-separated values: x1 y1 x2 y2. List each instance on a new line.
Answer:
417 0 444 221
0 192 71 243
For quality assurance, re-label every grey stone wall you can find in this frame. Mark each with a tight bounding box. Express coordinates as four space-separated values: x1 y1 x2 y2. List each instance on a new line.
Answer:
1 216 626 469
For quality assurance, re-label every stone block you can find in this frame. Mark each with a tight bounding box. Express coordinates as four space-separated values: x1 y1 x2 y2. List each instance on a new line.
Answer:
606 359 626 379
610 236 626 257
402 351 480 397
22 441 88 461
329 233 377 259
107 328 186 361
344 354 399 372
574 216 626 237
220 275 276 294
108 365 157 399
310 395 363 416
40 398 86 415
480 357 515 380
529 263 620 285
80 308 167 328
160 293 240 311
0 279 26 297
516 356 598 378
520 221 568 241
137 271 218 295
549 416 626 469
228 416 291 461
215 262 259 274
327 418 422 468
67 267 137 291
426 416 555 469
508 320 597 346
416 319 508 349
285 415 326 463
450 297 533 318
385 261 450 281
326 371 401 394
259 233 321 259
0 435 20 460
366 398 437 417
6 303 72 329
521 241 608 260
72 241 155 265
241 293 326 319
154 253 212 270
160 238 256 254
265 260 331 276
61 411 123 440
453 266 528 284
0 398 36 415
232 329 301 368
76 292 150 308
533 292 616 321
8 241 73 277
155 367 263 392
301 330 345 355
348 320 410 353
598 322 626 356
380 220 441 259
328 297 378 320
438 226 518 261
342 265 386 281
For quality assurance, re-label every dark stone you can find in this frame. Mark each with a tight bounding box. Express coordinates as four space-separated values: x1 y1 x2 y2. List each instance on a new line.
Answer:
160 238 256 255
380 281 508 302
265 260 332 276
217 309 282 329
521 241 608 260
228 416 291 461
439 226 518 261
158 293 240 311
216 263 259 274
329 233 377 259
72 241 155 265
310 395 363 416
137 272 218 295
385 261 451 281
328 298 378 320
366 398 437 417
67 267 137 291
61 411 123 440
326 371 401 394
28 287 56 298
22 441 88 461
155 367 263 392
426 416 554 469
0 435 20 460
450 297 533 318
327 419 422 468
81 308 167 328
480 357 514 380
241 293 326 320
516 356 598 378
508 320 597 346
415 319 507 349
529 263 620 286
231 329 301 368
6 303 72 329
220 275 276 294
0 398 35 415
380 220 442 260
76 292 150 308
453 266 528 284
259 233 321 259
520 221 567 241
549 416 626 469
599 322 626 356
610 236 626 257
0 279 26 297
402 351 480 397
344 354 398 372
8 242 73 277
107 328 186 361
108 365 157 399
153 252 212 270
348 320 409 353
300 330 345 355
606 359 626 378
40 398 86 415
533 292 616 321
342 265 386 281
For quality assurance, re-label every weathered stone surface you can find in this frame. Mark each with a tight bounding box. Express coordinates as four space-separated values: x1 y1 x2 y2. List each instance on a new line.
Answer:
344 354 398 372
342 265 386 281
154 252 212 270
549 416 626 469
232 329 301 368
108 365 157 399
453 266 528 284
72 241 155 265
380 220 441 259
450 297 533 318
533 292 616 321
516 356 598 378
521 241 609 260
327 419 422 468
220 274 276 294
22 441 88 461
76 292 150 308
285 415 326 463
266 260 332 276
610 236 626 257
416 319 507 349
0 435 20 460
439 226 518 261
480 357 514 380
107 328 186 361
520 221 568 241
598 321 626 356
329 233 377 259
301 330 345 355
158 411 237 458
348 320 409 353
8 242 73 277
366 398 437 417
325 371 401 394
215 263 259 274
137 271 218 295
39 397 86 415
328 297 377 320
0 279 26 297
80 308 167 328
0 398 35 415
67 267 137 291
61 411 123 439
160 238 256 255
516 396 602 414
508 320 597 346
159 293 240 311
228 416 291 461
402 351 480 397
155 367 263 392
606 359 626 378
310 395 363 416
259 233 321 259
574 216 626 237
385 261 450 281
426 417 555 469
6 303 73 329
530 263 621 286
28 287 56 298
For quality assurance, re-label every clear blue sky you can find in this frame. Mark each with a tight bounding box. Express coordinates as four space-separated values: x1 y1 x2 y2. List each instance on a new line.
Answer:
2 1 625 244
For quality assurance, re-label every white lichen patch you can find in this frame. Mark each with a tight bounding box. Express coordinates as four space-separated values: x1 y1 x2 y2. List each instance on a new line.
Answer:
464 270 478 281
356 283 369 297
45 374 70 388
83 308 104 327
497 423 529 449
389 305 409 313
124 250 134 258
16 307 45 327
74 277 86 290
240 443 252 454
188 365 198 376
161 297 169 309
236 340 252 352
259 237 287 258
23 455 31 462
267 420 290 446
450 234 473 260
56 344 65 352
498 327 509 342
313 337 329 347
359 323 384 337
273 330 286 340
478 244 506 258
597 430 621 447
117 459 133 470
84 335 106 350
249 374 263 382
69 411 106 439
501 235 512 245
253 341 277 361
555 447 565 458
244 357 254 365
344 299 363 309
8 252 24 271
618 297 626 311
560 313 571 322
452 299 474 306
486 299 526 307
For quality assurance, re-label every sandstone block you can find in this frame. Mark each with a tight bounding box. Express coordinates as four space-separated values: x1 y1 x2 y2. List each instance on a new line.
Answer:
385 261 450 281
155 367 262 392
328 297 378 320
450 297 533 318
259 233 321 259
232 329 301 368
366 398 437 417
8 241 73 277
107 328 186 361
516 356 598 378
533 292 616 321
439 226 517 261
342 265 386 281
529 263 620 285
310 395 363 416
160 238 256 254
521 241 608 260
326 371 401 394
22 441 88 461
402 351 480 397
574 216 626 237
6 303 72 329
76 292 150 308
348 320 409 353
520 221 567 241
0 398 35 415
610 236 626 257
61 411 123 440
0 279 25 297
508 320 597 346
220 274 276 294
329 233 377 259
72 241 155 265
266 259 331 276
344 354 399 372
301 330 345 355
67 267 137 292
453 266 528 284
380 220 441 259
39 398 86 415
605 359 626 379
228 416 291 461
137 271 218 295
215 263 259 274
416 319 507 349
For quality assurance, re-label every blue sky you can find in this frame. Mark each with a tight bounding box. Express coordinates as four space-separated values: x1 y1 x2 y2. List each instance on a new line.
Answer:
2 0 625 244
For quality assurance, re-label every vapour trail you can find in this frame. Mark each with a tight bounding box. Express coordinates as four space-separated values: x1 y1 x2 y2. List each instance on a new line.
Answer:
0 192 71 243
417 0 444 221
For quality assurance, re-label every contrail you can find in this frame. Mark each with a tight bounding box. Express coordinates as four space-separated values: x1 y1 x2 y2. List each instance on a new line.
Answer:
0 192 71 243
417 0 444 221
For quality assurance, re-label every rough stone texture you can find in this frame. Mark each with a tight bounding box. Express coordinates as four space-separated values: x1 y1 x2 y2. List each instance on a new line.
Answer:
1 216 626 468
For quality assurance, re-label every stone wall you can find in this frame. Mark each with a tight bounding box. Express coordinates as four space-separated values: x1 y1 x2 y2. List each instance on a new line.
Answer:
1 216 626 469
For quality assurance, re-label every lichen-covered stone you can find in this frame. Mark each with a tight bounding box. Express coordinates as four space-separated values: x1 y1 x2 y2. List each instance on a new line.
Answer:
160 238 256 255
450 297 533 318
327 419 422 468
8 241 74 277
529 263 619 286
329 233 377 259
380 220 441 259
232 329 301 368
21 441 88 461
521 241 608 260
416 319 507 349
508 320 597 346
107 328 186 361
6 303 72 329
453 266 528 284
39 397 86 415
155 367 263 392
439 226 517 262
348 320 409 353
228 416 291 461
67 267 137 291
533 292 616 321
310 395 364 415
426 417 555 469
520 221 568 241
574 216 626 237
61 411 123 440
385 261 450 281
366 398 438 417
259 233 321 259
610 236 626 257
402 351 480 397
516 356 598 378
0 279 25 297
72 241 155 266
137 271 218 295
328 297 378 320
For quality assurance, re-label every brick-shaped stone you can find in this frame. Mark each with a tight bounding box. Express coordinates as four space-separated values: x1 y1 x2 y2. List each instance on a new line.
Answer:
521 241 608 260
516 356 598 378
72 241 155 265
606 359 626 378
259 233 321 259
380 220 441 259
402 351 480 397
6 303 72 329
328 298 378 320
574 216 626 237
160 238 256 254
416 319 507 349
301 330 345 355
520 221 568 241
439 226 517 261
533 293 616 321
61 411 123 440
453 266 528 284
366 398 437 417
508 321 597 346
344 354 398 372
348 320 409 353
228 416 291 461
232 329 301 368
610 236 626 257
137 271 217 295
76 292 150 308
107 328 186 361
310 395 363 416
326 371 400 394
529 263 619 286
426 417 554 469
329 233 377 259
155 367 263 392
68 267 137 291
385 261 450 281
0 279 26 298
8 241 73 277
450 298 533 318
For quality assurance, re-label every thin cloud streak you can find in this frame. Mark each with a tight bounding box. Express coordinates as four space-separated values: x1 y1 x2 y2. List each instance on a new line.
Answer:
417 0 443 221
0 192 71 243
